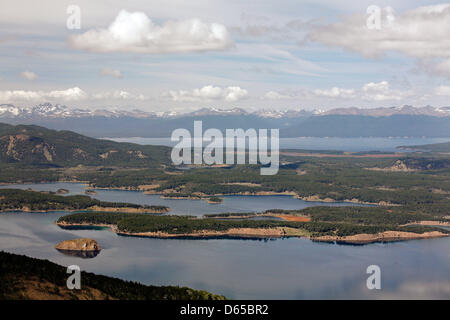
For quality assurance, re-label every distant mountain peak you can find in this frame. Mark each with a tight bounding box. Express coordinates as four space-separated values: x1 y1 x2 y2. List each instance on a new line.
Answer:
0 103 449 120
322 105 450 117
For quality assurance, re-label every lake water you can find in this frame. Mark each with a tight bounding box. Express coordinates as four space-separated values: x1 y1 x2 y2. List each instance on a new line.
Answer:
0 182 449 299
105 137 450 152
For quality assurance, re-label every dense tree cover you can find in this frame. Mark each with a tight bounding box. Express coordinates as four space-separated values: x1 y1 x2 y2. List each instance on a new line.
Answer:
58 211 449 238
399 141 450 153
0 124 448 207
277 206 443 225
0 123 170 167
207 204 449 225
0 164 60 183
0 251 225 300
0 189 168 212
0 123 448 233
72 155 450 206
205 212 257 218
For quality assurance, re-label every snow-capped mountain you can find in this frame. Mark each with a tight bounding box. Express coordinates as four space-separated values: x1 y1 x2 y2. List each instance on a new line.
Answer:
0 104 23 117
322 105 450 117
254 109 317 118
0 103 448 139
0 103 158 119
185 107 248 117
1 103 449 120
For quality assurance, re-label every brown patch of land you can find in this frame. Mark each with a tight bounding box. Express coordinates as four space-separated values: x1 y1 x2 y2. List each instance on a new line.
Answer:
5 277 114 300
313 231 449 244
137 184 160 191
221 182 262 187
402 220 450 227
281 152 401 158
273 214 311 222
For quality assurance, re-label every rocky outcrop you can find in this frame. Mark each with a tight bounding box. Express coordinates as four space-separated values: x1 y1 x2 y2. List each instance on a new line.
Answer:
313 231 448 244
55 238 101 252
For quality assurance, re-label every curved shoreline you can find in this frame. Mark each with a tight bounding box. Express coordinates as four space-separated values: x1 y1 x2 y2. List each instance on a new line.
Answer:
1 205 169 214
1 181 398 206
143 188 387 206
56 221 449 244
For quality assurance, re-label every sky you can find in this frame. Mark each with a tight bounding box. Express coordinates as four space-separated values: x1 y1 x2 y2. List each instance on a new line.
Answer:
1 0 450 112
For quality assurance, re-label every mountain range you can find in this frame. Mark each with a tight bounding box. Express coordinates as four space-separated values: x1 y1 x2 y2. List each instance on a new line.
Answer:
1 103 450 119
0 103 449 138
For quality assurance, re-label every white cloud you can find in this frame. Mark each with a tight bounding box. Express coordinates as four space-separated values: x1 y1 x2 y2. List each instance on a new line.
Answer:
362 81 411 101
100 68 123 79
0 87 87 102
309 5 450 59
224 86 248 102
308 4 450 77
310 81 412 102
0 87 148 103
19 71 37 81
92 90 146 100
166 85 248 102
313 87 356 99
434 85 450 96
69 10 233 54
264 91 291 100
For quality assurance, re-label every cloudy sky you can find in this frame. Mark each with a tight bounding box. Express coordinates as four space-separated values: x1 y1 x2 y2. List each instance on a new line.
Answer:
1 0 450 112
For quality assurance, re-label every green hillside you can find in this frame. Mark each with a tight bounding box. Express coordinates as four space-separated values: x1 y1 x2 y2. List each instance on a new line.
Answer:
0 251 225 300
0 123 170 167
399 141 450 153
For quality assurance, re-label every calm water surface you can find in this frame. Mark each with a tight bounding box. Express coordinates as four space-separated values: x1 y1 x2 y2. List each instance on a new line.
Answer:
0 183 449 299
106 137 450 152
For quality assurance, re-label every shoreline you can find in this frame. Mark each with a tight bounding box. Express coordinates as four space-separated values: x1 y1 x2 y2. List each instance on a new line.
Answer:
0 205 169 214
313 230 449 244
1 181 399 206
401 220 450 227
56 222 449 244
145 189 389 206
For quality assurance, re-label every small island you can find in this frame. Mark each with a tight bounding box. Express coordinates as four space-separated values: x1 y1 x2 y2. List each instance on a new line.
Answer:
55 238 102 258
206 196 223 204
56 188 69 195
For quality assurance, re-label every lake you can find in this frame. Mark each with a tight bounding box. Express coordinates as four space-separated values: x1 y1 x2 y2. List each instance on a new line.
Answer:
0 182 449 299
105 137 450 152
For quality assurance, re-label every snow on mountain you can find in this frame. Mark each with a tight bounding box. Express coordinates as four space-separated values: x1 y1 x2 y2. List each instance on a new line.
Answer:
323 105 450 117
0 103 449 120
186 107 248 116
0 104 23 117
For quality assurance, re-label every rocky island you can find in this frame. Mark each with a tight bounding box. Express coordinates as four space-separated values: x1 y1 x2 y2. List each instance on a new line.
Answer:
55 238 101 251
55 238 102 258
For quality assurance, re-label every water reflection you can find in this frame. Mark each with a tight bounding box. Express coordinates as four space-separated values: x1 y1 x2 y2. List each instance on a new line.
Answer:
0 183 448 299
55 248 101 259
